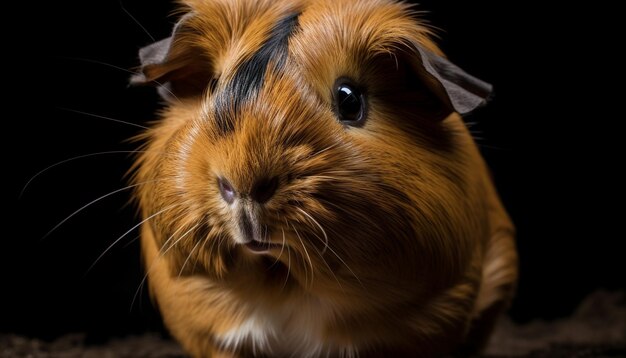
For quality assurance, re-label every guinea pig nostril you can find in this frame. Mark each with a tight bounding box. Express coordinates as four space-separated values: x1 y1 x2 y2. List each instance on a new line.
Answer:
250 176 279 204
218 177 235 204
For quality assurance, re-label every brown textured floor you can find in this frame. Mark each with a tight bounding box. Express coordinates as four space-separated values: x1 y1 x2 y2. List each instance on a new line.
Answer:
2 291 624 358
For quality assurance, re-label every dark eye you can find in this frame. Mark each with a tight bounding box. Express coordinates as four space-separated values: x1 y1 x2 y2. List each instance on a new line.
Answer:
334 79 367 126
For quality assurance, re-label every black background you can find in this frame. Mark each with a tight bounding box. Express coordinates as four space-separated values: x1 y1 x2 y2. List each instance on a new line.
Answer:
3 0 622 341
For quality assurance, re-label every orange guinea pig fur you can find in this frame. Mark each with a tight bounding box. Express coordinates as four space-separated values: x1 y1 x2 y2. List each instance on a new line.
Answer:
130 0 518 357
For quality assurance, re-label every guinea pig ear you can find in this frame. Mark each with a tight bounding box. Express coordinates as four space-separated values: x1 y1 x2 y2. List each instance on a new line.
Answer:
130 14 213 101
408 44 493 116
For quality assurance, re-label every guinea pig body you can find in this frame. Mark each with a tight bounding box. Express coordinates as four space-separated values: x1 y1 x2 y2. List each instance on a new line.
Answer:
132 0 517 357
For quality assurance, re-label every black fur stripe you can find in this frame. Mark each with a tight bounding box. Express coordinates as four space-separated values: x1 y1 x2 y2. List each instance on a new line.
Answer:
214 13 300 133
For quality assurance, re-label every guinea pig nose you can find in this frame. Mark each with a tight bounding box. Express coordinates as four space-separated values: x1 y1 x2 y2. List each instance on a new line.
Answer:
217 177 235 204
250 176 279 204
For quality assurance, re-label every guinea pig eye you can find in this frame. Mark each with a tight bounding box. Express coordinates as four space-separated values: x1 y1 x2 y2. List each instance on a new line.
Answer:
333 79 367 126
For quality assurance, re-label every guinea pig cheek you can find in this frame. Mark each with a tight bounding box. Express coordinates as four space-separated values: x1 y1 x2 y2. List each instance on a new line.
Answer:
174 128 233 232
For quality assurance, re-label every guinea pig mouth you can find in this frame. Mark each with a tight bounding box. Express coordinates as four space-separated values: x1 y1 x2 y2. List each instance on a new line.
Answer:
244 239 282 253
237 207 282 253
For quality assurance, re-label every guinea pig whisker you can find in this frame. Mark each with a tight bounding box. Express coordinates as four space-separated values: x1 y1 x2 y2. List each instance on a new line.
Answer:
86 204 178 275
475 143 505 151
279 218 294 291
131 227 182 313
308 172 353 184
268 223 287 270
178 230 205 278
58 107 150 130
331 250 362 289
161 224 200 256
150 80 182 104
291 224 314 289
57 56 141 76
295 207 328 255
312 226 364 289
309 143 339 158
309 236 344 293
293 209 344 292
282 232 292 292
130 273 148 312
119 1 156 42
131 221 200 311
203 232 220 269
122 234 141 249
56 56 182 104
467 131 504 151
192 230 214 274
132 222 195 313
177 241 201 278
40 180 161 242
159 219 193 255
272 228 291 291
292 202 364 288
20 150 150 198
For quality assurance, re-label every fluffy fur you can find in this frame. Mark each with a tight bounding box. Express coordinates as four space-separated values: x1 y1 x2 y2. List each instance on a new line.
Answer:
132 0 518 356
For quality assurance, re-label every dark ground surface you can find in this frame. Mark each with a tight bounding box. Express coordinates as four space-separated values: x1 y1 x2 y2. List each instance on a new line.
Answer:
2 290 624 358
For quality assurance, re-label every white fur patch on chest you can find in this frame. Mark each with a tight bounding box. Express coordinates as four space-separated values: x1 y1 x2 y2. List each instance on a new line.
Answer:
218 311 281 354
214 298 355 357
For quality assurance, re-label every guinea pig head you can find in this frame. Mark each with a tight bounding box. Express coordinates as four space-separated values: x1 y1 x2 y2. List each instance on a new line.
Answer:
131 0 493 299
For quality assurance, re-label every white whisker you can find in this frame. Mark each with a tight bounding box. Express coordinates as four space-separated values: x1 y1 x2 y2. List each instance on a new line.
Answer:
204 234 219 269
57 56 140 76
283 231 292 292
122 234 141 249
292 210 345 292
475 143 504 151
298 203 365 288
131 264 153 312
20 150 149 197
56 56 182 104
271 225 287 269
310 143 339 158
280 218 293 291
58 107 149 129
298 226 344 292
266 213 287 270
295 207 329 255
86 204 176 274
291 224 314 289
321 237 363 289
193 228 217 273
153 81 182 103
40 180 163 241
162 224 200 256
119 1 156 42
159 220 190 255
131 221 198 311
178 231 205 278
129 272 149 312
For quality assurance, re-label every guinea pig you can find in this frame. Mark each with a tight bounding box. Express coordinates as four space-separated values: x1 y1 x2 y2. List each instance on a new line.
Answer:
130 0 518 356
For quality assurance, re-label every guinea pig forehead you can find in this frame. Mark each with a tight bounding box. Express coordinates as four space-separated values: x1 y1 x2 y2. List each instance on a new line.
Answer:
290 1 430 79
211 11 302 132
219 11 301 85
